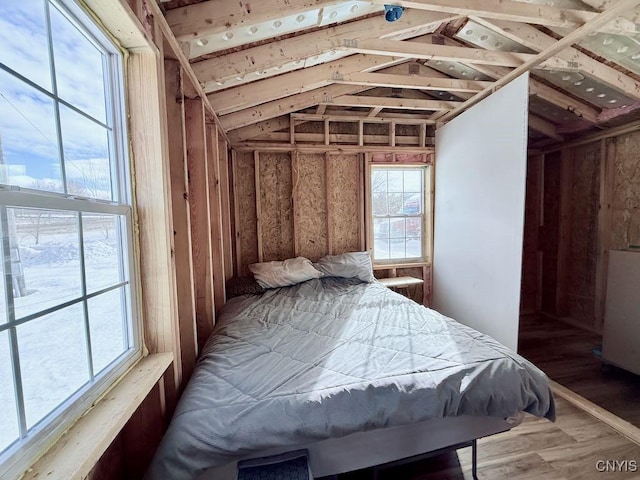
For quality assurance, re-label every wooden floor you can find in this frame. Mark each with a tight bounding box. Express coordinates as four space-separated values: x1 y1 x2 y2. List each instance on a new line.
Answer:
323 314 640 480
326 396 640 479
518 314 640 428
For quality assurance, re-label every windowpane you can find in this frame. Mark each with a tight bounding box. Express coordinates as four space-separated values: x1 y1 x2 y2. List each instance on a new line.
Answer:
374 218 389 240
403 193 422 215
406 237 422 259
17 302 89 429
371 170 387 193
50 4 107 123
389 217 405 239
11 208 81 320
373 238 390 260
60 105 111 200
0 0 51 91
0 69 63 192
0 331 20 453
388 170 402 191
83 213 123 294
371 167 427 263
406 217 422 238
404 170 422 192
89 287 127 374
387 192 404 215
372 192 387 216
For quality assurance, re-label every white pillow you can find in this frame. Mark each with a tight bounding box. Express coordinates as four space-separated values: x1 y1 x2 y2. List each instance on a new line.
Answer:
248 257 323 289
315 251 374 283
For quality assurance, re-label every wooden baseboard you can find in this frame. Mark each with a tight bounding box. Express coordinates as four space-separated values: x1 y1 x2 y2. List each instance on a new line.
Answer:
550 380 640 446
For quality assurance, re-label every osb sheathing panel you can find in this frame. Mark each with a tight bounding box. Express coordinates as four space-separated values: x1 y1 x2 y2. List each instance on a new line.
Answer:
235 152 258 275
611 130 640 250
296 154 328 261
567 142 600 328
328 154 361 254
259 152 294 262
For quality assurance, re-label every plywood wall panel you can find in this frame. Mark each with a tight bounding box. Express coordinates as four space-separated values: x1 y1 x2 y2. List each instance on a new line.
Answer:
566 142 600 329
296 154 328 261
259 152 294 262
611 130 640 250
328 154 361 254
235 152 258 275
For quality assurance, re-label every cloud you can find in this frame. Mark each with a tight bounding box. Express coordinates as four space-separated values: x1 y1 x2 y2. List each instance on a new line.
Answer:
0 0 117 194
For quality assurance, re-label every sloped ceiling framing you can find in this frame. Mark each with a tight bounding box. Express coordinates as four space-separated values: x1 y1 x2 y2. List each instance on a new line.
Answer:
159 0 640 148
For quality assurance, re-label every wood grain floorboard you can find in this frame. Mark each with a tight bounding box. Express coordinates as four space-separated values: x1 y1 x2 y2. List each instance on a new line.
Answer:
518 314 640 428
323 397 640 479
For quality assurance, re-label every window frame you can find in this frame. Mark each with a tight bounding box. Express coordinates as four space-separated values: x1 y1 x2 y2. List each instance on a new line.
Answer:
367 163 433 266
0 0 142 477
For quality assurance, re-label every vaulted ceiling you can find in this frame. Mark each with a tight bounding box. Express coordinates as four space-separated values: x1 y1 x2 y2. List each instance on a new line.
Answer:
159 0 640 148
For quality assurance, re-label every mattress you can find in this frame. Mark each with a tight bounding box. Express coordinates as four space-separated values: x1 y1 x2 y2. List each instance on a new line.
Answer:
146 277 555 480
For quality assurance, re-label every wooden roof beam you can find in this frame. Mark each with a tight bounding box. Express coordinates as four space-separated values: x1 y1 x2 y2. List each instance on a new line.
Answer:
580 0 640 24
441 43 600 124
471 17 640 101
227 116 291 144
372 0 638 35
195 11 457 91
348 39 573 70
209 57 409 115
332 72 493 92
167 0 349 42
322 95 461 110
529 114 564 142
439 0 640 123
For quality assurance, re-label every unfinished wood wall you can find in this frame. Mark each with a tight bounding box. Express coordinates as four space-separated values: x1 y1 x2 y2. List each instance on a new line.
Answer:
85 1 232 478
232 151 363 274
530 128 640 334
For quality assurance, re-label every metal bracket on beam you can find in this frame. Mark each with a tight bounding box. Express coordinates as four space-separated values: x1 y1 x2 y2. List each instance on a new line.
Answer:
343 38 358 48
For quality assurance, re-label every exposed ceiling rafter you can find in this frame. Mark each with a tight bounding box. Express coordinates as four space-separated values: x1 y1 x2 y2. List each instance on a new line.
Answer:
440 0 640 123
371 0 638 35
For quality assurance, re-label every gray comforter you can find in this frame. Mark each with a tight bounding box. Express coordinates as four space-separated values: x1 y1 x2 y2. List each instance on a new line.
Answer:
146 278 555 479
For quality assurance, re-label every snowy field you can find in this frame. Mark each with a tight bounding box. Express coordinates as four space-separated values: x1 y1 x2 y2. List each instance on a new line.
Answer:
0 211 129 453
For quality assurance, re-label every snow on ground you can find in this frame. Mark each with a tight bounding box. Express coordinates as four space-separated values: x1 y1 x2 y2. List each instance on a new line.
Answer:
0 214 128 453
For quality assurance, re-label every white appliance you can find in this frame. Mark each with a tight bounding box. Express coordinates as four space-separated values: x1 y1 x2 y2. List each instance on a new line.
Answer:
602 249 640 375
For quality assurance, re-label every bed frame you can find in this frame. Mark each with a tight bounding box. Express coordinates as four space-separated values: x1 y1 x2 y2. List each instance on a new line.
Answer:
198 413 524 480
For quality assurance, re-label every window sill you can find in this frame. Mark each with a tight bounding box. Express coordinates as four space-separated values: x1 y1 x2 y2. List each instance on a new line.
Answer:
373 261 430 270
21 353 173 480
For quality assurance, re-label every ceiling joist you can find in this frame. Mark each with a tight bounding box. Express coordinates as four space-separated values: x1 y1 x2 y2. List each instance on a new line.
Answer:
195 11 457 92
373 0 639 35
439 0 640 122
322 94 462 110
331 72 493 92
209 55 408 115
471 17 640 101
348 39 573 70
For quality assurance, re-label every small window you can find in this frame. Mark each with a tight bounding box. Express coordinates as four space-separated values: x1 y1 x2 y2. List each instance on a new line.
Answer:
0 0 140 475
370 166 430 263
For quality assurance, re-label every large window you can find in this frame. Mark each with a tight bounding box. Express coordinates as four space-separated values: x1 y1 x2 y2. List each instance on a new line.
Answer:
371 166 430 263
0 0 139 475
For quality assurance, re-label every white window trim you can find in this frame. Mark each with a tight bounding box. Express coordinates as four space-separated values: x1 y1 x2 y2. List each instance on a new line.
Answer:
0 0 142 477
368 163 432 266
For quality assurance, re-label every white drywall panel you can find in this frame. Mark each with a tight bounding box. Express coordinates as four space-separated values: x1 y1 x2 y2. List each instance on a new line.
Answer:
433 73 529 351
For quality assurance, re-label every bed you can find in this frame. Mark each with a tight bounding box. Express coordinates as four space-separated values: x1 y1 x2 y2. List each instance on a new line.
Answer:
145 276 555 480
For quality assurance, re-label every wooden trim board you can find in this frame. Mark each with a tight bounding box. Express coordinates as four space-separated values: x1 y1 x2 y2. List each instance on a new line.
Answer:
23 354 173 480
550 380 640 446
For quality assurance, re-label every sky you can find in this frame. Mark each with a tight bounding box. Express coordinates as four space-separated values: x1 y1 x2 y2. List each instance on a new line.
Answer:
0 0 114 199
